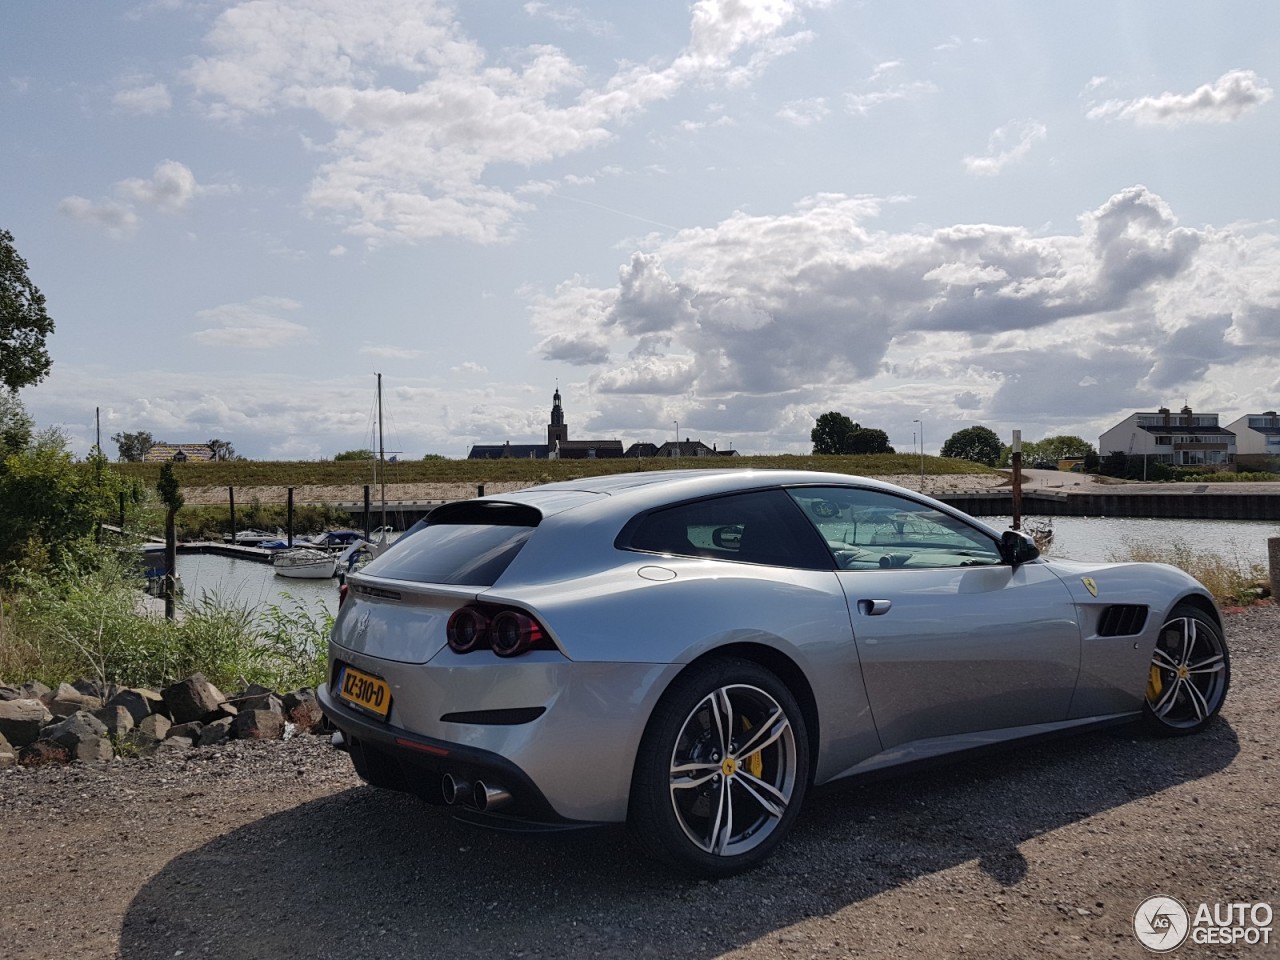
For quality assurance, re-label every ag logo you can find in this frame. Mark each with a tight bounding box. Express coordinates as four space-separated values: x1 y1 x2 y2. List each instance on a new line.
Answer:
1133 895 1190 952
1082 576 1098 598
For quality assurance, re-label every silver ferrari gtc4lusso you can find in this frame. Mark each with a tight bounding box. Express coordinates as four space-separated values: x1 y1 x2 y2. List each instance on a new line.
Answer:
319 469 1229 876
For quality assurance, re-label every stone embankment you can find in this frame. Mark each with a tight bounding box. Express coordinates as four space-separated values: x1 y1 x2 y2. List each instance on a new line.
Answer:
0 674 325 768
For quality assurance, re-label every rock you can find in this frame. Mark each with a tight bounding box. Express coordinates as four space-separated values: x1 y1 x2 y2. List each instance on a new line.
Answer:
0 698 54 748
93 705 136 737
0 732 15 768
72 678 120 702
198 717 233 747
283 689 325 733
161 674 227 724
168 721 204 741
106 688 161 726
230 709 285 741
0 685 23 702
18 680 52 701
135 714 172 744
47 682 103 718
18 740 71 766
203 701 239 722
233 683 279 710
42 711 113 762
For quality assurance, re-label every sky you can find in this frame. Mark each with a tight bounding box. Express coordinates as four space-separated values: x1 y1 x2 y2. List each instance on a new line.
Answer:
3 0 1279 461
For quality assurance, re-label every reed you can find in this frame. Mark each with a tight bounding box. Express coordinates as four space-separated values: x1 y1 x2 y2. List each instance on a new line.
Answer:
1107 535 1269 605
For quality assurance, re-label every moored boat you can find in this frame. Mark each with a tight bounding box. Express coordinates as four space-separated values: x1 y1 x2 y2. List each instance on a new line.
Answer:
272 548 337 579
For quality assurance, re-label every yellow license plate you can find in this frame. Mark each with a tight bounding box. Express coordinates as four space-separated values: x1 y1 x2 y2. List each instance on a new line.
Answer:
337 665 391 718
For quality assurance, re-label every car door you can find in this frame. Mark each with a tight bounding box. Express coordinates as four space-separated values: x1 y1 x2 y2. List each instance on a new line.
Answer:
786 486 1082 750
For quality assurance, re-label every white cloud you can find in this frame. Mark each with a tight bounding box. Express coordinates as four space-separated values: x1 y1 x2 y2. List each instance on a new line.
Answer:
59 161 218 235
1087 69 1273 126
57 196 139 238
845 81 939 116
777 97 828 126
185 0 825 245
116 160 202 212
963 120 1047 176
527 187 1280 446
113 81 172 114
192 297 310 348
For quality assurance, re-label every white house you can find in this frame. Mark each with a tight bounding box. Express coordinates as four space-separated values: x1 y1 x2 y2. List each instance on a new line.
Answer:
1099 406 1236 469
1224 411 1280 469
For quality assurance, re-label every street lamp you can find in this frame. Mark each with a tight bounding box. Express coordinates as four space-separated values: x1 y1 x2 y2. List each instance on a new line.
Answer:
673 420 679 458
913 419 924 484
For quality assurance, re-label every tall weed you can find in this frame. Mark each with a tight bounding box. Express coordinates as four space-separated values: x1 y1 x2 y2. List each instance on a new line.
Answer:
1108 535 1268 605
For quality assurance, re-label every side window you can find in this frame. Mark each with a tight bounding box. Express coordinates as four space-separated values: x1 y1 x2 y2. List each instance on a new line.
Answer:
626 490 832 570
786 487 1003 569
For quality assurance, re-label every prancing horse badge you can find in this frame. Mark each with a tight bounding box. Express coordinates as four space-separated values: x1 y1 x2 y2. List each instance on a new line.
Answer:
1082 577 1098 597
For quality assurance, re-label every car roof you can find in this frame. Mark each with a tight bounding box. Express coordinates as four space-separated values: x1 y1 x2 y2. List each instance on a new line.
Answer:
479 468 922 520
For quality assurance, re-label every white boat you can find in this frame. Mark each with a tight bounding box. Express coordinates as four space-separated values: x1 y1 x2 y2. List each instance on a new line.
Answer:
272 548 337 579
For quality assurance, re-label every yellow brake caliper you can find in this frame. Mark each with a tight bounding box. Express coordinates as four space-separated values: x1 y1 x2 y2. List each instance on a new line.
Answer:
741 717 763 778
1146 664 1164 702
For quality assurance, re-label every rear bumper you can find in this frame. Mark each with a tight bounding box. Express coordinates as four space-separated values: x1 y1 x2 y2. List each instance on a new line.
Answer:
319 685 595 830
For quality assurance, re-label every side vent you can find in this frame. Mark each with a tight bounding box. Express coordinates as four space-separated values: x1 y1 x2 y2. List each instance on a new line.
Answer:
1097 604 1148 637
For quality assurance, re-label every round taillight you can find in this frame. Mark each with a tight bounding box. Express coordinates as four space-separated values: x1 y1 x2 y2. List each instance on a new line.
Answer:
447 607 488 653
490 610 545 657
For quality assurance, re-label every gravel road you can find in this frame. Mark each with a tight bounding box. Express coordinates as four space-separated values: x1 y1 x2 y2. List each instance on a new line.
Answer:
3 605 1277 960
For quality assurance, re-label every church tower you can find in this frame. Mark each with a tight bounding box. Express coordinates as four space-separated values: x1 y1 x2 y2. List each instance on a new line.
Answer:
547 386 568 449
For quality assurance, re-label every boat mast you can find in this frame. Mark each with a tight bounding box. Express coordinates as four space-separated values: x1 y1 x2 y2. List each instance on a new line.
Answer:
377 372 387 533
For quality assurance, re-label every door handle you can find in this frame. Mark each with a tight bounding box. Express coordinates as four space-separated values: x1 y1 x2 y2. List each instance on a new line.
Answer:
857 598 892 616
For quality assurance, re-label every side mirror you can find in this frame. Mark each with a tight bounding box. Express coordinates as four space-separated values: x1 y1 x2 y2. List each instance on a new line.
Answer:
999 529 1040 566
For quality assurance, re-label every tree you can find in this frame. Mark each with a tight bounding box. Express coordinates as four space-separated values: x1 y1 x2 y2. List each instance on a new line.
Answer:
811 412 857 454
941 425 1002 466
0 229 55 392
334 448 374 461
0 391 33 458
848 427 894 455
1037 435 1095 461
0 427 131 574
112 431 155 462
207 438 238 461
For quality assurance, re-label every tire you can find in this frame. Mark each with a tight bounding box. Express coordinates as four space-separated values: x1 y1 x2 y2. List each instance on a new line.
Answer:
1141 603 1230 737
628 657 810 877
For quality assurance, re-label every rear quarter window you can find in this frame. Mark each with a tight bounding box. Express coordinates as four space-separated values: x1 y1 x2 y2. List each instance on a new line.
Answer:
360 501 539 585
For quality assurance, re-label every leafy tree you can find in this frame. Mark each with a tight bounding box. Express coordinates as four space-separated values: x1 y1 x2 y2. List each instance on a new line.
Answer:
1037 435 1094 461
811 412 893 455
0 427 133 575
207 438 238 461
0 229 55 392
941 425 1002 466
811 412 857 454
334 448 374 462
848 427 894 455
0 391 33 458
113 430 155 462
421 453 447 461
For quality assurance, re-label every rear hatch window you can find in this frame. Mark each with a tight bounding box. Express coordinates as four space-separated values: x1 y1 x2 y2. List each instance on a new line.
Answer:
359 501 540 585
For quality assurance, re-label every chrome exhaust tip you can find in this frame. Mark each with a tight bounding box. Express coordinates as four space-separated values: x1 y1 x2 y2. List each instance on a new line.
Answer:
473 780 512 812
441 773 471 806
